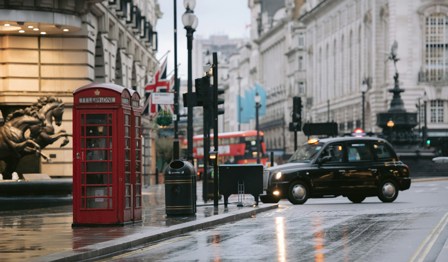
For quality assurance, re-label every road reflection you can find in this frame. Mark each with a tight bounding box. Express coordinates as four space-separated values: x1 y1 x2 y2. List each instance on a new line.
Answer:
275 216 286 262
313 216 325 262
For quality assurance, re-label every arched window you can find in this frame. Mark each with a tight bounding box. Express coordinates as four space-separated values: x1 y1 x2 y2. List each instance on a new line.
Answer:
424 13 448 81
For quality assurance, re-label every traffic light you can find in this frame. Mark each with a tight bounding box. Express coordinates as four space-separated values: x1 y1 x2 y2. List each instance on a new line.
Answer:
197 76 211 108
289 122 301 132
426 139 431 147
292 96 302 122
182 76 210 107
216 86 225 115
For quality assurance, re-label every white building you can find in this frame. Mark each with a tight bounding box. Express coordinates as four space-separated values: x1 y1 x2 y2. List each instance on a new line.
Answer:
191 35 245 134
300 0 448 152
245 0 306 158
233 0 448 158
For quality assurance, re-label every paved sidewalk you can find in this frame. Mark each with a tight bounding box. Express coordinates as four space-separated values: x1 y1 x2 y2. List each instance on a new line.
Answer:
0 182 277 262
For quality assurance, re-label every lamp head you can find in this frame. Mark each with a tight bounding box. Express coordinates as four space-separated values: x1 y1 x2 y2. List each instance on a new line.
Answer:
182 11 198 30
184 0 196 11
255 92 261 103
360 80 368 93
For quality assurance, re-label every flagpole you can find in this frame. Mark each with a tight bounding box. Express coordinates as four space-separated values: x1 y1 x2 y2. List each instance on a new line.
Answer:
157 50 170 62
173 0 180 159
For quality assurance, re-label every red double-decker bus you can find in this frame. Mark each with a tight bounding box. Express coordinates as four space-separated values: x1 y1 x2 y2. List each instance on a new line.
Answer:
191 130 268 178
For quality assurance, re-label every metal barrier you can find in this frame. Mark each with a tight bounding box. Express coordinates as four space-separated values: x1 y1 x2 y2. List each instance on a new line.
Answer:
218 164 263 207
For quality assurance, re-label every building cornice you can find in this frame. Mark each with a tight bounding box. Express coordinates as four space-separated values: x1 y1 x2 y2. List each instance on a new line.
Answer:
254 17 287 44
299 0 339 23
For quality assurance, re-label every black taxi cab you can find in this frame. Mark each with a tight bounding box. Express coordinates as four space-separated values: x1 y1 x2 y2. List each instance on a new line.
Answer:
260 137 411 204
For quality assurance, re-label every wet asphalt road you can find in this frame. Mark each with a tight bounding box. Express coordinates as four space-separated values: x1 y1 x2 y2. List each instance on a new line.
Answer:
106 180 448 262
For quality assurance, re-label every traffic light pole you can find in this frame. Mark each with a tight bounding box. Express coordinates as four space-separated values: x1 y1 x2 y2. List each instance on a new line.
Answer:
199 77 211 202
294 129 298 151
212 52 219 207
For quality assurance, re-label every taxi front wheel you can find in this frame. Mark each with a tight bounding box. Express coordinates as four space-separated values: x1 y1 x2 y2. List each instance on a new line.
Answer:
378 179 399 203
287 180 309 205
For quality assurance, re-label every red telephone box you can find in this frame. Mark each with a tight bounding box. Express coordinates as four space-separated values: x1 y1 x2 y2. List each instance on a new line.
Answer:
72 83 142 225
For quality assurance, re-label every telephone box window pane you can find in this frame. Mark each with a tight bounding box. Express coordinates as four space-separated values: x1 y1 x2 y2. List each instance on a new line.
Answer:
126 172 130 183
97 125 107 135
86 114 108 124
86 150 109 160
85 187 112 209
87 198 109 209
86 174 110 184
81 138 86 148
125 114 130 125
86 138 108 149
86 126 101 136
86 162 108 172
125 150 130 160
125 138 130 148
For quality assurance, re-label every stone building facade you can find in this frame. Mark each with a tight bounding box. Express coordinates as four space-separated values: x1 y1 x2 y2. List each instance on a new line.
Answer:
301 0 448 152
0 0 162 177
228 0 448 158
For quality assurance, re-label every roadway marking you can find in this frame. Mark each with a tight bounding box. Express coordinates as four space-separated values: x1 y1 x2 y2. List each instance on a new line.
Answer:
410 212 448 262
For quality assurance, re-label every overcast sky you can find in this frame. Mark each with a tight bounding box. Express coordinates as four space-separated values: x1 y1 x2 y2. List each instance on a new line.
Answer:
156 0 251 78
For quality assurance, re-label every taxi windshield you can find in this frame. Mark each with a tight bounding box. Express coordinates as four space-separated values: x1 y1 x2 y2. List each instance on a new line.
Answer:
288 142 323 163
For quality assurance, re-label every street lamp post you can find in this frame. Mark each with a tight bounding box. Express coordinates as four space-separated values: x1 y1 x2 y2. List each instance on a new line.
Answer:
361 79 368 131
255 92 261 164
182 0 198 162
237 74 242 131
173 0 179 159
422 92 428 145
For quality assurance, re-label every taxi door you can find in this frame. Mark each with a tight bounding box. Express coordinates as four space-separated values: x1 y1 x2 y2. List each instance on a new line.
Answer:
341 141 376 192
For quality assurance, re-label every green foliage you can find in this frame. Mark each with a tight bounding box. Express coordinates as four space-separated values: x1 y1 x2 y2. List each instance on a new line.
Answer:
156 110 173 127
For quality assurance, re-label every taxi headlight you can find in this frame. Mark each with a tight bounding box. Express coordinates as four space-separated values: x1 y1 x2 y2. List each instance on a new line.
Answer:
275 171 282 180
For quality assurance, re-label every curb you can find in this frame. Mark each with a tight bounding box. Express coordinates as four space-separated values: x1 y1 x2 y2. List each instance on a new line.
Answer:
36 204 278 262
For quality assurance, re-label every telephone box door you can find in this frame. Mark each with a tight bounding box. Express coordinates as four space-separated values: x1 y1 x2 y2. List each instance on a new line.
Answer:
73 110 118 224
131 92 142 221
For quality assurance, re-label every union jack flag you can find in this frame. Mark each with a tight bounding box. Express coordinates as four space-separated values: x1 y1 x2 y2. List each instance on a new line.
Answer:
143 57 174 116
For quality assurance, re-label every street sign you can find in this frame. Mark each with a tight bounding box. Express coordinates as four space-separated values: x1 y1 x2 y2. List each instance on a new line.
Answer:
152 92 174 104
303 122 338 137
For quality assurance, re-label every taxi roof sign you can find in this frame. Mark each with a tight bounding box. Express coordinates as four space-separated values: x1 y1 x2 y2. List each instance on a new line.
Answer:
352 128 365 137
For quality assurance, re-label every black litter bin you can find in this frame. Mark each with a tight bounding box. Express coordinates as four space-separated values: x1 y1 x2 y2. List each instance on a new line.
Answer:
165 160 196 215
